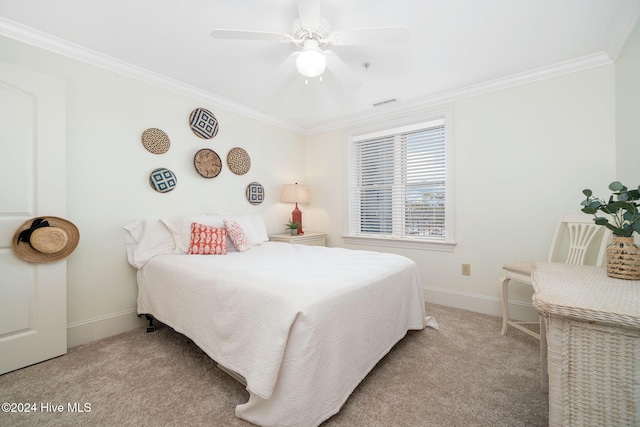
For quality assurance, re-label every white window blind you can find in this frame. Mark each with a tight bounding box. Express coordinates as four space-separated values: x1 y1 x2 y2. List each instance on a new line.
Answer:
348 119 448 242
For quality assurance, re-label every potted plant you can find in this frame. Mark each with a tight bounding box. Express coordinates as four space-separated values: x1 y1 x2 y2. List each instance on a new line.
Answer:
284 220 300 235
581 181 640 279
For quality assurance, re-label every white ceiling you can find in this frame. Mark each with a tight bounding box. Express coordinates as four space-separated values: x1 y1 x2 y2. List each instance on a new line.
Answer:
1 0 639 134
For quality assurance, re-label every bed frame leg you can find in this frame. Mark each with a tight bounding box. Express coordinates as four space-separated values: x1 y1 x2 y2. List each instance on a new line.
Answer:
139 314 156 333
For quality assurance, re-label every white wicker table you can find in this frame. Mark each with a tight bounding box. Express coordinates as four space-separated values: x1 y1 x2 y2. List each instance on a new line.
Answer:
532 262 640 427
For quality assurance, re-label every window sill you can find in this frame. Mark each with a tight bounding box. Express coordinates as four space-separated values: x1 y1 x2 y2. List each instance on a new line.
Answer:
342 235 456 252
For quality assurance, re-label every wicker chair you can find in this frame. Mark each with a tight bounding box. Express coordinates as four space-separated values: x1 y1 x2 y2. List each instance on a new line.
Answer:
500 214 610 339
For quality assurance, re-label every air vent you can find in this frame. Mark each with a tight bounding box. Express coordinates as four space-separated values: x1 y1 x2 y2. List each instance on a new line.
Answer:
372 98 399 107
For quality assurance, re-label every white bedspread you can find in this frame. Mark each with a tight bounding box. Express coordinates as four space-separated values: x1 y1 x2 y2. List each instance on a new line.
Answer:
137 242 428 427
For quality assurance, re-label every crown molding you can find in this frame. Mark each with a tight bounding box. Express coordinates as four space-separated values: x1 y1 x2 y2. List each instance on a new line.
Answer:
0 17 619 137
307 51 614 135
0 17 307 135
604 1 640 61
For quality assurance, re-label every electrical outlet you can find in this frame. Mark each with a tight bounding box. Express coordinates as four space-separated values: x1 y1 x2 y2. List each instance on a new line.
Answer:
462 264 471 276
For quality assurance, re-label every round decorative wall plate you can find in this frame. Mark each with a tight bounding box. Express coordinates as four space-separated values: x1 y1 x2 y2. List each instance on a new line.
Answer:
141 128 170 154
246 182 264 205
194 148 222 178
149 168 177 193
189 107 219 139
227 147 251 175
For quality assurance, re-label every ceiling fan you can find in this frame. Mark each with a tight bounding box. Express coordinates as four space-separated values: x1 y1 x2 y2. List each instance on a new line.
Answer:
210 0 410 89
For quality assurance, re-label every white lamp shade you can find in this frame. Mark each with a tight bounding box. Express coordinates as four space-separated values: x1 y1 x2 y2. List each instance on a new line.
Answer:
296 40 326 78
280 184 310 204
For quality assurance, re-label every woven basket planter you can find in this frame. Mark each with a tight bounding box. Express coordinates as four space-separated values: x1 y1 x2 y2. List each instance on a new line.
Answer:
606 236 640 280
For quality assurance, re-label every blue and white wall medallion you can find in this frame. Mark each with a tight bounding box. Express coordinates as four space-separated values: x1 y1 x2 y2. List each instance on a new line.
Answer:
189 107 219 139
149 167 177 193
246 182 264 205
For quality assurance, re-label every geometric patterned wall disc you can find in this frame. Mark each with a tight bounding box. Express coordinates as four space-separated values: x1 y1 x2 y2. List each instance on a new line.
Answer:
149 167 177 193
141 128 170 154
189 107 219 139
246 182 264 205
194 148 222 178
227 147 250 175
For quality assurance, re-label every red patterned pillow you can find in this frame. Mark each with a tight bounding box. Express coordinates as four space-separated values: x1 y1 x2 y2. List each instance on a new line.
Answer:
224 219 251 252
188 222 227 255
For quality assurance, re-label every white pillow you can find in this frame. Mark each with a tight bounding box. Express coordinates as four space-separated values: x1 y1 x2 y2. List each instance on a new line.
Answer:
123 218 176 268
161 213 270 253
162 214 225 254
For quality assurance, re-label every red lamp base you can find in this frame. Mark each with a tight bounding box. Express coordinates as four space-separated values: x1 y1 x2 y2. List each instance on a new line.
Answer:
291 203 303 235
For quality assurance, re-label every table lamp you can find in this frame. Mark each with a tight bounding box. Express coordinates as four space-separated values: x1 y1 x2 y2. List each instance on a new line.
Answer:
280 183 310 235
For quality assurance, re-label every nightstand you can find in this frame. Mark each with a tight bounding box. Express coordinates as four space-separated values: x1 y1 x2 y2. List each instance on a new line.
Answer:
269 232 326 246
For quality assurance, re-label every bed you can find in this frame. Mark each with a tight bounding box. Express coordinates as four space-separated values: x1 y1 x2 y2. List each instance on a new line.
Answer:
124 214 434 427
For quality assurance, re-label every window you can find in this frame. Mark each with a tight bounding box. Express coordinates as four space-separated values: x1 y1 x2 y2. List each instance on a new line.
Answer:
345 112 454 251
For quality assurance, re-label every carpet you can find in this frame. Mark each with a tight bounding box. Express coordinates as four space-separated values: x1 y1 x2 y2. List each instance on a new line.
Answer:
0 304 547 426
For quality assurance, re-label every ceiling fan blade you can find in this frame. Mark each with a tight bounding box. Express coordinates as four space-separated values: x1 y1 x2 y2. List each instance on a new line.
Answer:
325 50 361 90
296 0 321 28
329 26 410 46
210 29 293 43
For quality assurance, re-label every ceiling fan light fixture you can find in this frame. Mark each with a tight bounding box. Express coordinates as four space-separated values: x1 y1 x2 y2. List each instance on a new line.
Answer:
296 39 326 78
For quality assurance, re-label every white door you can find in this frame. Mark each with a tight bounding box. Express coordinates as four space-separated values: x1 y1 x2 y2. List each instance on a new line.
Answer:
0 61 67 374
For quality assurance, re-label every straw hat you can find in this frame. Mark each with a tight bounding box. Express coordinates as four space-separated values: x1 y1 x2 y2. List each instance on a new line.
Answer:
12 217 80 263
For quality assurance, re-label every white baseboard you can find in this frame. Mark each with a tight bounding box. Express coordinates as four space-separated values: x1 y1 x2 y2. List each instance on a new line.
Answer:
423 286 539 323
67 309 147 348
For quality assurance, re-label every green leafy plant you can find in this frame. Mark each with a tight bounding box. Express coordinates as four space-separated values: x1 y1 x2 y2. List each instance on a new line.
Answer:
581 181 640 237
284 220 300 230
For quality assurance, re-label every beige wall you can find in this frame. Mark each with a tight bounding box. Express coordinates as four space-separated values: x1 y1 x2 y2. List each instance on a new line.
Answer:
306 65 617 318
0 35 306 346
616 21 640 185
2 18 637 344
